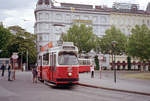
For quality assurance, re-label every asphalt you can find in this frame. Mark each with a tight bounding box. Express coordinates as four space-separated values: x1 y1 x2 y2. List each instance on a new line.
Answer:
78 70 150 96
1 70 150 96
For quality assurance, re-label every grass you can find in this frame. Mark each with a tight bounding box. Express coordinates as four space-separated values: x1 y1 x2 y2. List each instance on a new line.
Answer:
122 73 150 80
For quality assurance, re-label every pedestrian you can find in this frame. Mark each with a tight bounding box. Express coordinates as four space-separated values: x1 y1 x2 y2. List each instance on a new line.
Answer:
91 64 94 78
32 67 38 83
8 63 12 81
11 64 16 80
1 63 6 77
23 63 26 71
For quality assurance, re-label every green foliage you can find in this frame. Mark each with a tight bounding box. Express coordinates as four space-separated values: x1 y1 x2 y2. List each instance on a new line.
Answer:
127 24 150 62
0 25 37 65
99 26 127 55
94 55 99 70
61 24 97 53
0 26 12 57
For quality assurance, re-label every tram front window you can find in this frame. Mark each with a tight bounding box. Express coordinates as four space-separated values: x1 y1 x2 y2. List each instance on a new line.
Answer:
58 52 78 65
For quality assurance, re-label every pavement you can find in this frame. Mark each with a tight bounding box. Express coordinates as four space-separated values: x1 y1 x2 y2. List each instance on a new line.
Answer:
1 70 150 96
79 70 150 96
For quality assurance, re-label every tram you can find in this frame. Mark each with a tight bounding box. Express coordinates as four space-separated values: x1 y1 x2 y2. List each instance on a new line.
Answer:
78 58 92 73
37 42 79 86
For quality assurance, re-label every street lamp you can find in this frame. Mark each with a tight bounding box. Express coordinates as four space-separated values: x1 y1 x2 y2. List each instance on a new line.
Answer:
26 50 28 71
112 41 118 83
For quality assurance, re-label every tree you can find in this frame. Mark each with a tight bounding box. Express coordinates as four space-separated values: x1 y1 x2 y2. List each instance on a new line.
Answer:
94 55 99 70
61 24 97 53
0 26 13 58
99 26 127 55
127 24 150 62
7 26 37 65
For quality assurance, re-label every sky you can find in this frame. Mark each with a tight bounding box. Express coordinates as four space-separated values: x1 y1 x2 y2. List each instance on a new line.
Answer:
0 0 149 33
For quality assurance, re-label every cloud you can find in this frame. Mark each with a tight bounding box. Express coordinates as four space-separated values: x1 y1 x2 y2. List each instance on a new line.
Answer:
2 9 35 33
0 0 37 10
0 0 37 33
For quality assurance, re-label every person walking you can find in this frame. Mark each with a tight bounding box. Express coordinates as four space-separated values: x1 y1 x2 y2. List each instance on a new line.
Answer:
8 63 12 81
32 67 38 83
91 64 95 78
1 63 6 77
11 63 16 80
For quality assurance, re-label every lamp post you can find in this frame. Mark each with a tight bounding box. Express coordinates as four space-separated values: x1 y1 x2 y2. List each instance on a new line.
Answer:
112 41 118 83
26 50 28 71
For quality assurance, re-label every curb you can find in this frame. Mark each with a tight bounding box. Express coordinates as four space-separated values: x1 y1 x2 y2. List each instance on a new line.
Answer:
78 83 150 96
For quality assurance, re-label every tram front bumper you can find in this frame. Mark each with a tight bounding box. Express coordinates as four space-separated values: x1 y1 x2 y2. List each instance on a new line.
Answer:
56 78 79 82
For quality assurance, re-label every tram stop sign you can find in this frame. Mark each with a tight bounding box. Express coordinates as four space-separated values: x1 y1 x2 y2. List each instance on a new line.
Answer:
12 53 18 59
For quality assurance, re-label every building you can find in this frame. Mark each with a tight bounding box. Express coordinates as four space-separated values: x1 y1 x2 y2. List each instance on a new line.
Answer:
113 2 139 10
146 2 150 13
34 0 111 52
110 2 150 36
34 0 150 52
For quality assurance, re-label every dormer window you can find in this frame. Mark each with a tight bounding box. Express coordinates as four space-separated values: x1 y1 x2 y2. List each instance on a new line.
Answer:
38 0 43 5
45 0 50 5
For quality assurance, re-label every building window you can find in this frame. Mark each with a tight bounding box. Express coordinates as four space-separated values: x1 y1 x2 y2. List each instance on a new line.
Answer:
44 24 49 30
93 16 98 23
84 16 89 20
143 19 145 24
73 15 79 20
147 20 150 25
56 14 62 20
39 13 43 20
45 13 49 20
65 14 71 21
43 35 49 41
39 23 44 31
101 16 107 23
39 35 43 41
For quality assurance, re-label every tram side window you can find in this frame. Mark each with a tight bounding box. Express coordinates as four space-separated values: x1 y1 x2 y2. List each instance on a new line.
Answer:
79 60 83 65
38 56 42 66
43 53 49 66
87 60 91 65
83 60 86 65
50 55 52 66
53 54 56 71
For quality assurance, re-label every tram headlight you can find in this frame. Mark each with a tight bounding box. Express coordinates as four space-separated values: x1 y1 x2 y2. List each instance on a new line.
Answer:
68 72 72 76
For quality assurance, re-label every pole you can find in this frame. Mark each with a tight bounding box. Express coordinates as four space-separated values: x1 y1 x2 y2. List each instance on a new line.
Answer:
26 50 28 71
114 54 116 83
21 52 23 71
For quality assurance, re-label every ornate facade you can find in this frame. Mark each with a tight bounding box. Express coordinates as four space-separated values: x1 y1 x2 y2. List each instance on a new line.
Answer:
34 0 110 52
34 0 150 52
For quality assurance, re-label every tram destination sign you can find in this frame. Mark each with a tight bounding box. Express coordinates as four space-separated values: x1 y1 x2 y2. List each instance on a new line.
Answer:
63 46 75 50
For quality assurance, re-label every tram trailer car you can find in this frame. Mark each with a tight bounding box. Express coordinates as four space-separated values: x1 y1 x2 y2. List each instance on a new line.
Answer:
37 42 79 86
78 58 92 73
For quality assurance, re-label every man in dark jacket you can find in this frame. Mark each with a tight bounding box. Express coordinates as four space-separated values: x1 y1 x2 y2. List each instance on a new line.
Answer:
1 63 6 76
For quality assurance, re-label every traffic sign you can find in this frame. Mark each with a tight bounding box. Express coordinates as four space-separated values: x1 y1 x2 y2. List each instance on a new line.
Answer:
12 53 18 59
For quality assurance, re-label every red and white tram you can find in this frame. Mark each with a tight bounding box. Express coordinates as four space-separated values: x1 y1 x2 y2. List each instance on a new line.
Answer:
78 58 92 73
37 42 79 86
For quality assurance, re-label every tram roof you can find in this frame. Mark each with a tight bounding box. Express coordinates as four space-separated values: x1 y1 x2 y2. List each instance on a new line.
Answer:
38 42 78 56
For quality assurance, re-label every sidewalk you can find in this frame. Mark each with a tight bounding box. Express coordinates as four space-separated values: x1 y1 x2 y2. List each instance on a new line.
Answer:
79 70 150 95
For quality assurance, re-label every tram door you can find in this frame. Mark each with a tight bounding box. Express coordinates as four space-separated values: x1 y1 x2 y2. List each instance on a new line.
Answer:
50 53 56 81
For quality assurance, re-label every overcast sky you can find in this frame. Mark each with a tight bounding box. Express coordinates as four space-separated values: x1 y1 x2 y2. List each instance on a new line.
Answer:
0 0 149 33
